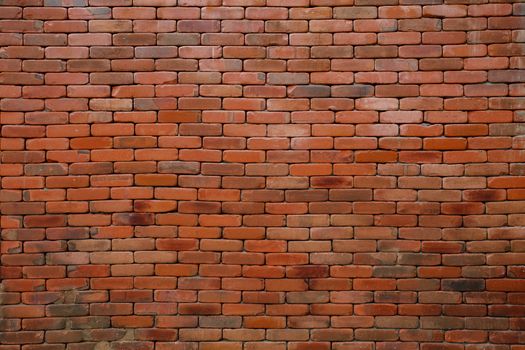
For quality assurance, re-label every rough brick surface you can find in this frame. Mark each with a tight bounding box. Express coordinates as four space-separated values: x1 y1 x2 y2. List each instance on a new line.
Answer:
0 0 524 349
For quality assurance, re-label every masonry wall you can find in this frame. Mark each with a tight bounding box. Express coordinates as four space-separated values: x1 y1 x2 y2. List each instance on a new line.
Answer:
1 0 525 349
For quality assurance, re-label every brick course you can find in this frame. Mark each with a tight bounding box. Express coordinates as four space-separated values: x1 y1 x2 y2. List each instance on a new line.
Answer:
1 0 525 349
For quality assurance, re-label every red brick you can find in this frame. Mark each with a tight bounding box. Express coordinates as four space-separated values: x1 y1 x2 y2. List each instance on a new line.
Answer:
0 1 521 346
423 5 467 18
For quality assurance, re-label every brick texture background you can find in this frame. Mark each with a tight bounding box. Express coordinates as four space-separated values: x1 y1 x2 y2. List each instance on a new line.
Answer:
1 0 525 349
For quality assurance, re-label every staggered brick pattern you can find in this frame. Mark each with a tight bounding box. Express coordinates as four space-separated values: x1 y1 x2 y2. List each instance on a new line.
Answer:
1 0 525 349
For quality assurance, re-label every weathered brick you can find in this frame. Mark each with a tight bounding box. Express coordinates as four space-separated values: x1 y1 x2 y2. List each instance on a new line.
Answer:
0 1 521 347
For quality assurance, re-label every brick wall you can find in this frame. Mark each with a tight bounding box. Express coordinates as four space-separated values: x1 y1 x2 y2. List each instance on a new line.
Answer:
1 0 524 349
